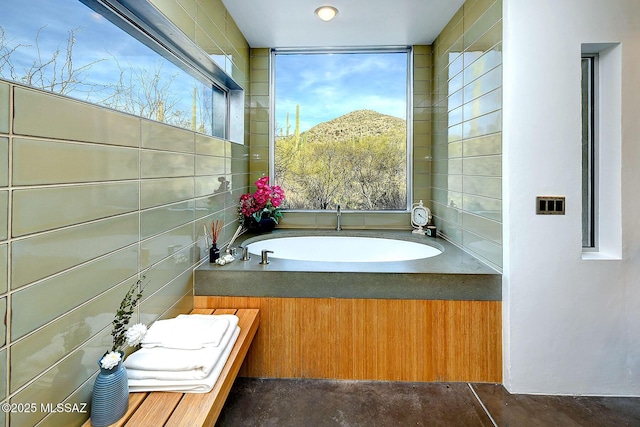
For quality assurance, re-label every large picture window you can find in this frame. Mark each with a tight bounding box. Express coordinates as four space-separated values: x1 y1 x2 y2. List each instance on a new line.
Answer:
272 49 411 211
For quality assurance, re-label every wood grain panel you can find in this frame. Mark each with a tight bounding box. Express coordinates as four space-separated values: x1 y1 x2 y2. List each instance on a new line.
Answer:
194 296 501 383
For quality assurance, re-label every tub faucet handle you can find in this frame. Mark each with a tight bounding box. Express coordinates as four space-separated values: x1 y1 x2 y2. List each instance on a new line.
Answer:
240 246 251 261
260 250 274 265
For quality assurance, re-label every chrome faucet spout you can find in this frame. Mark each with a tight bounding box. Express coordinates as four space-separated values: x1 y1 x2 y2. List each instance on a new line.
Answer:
260 250 273 265
336 204 342 231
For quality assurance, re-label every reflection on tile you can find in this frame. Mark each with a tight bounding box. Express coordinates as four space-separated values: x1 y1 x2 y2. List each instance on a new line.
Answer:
195 194 226 220
278 212 320 229
463 88 501 122
195 133 225 156
142 245 194 297
13 182 139 236
462 111 502 140
37 376 94 427
141 151 195 179
464 65 502 103
448 175 463 192
462 213 502 244
463 155 502 177
141 120 195 153
196 175 231 197
10 280 132 393
449 72 464 94
0 82 8 134
140 200 195 239
140 269 193 324
463 194 502 222
0 297 5 346
463 1 502 48
0 349 5 401
0 138 7 187
10 331 110 426
195 155 226 176
0 244 6 294
428 172 447 191
11 213 138 289
463 175 501 199
13 138 139 185
466 21 502 54
11 247 137 339
13 87 139 146
141 177 194 209
363 213 407 229
140 223 194 269
463 133 501 157
0 191 7 241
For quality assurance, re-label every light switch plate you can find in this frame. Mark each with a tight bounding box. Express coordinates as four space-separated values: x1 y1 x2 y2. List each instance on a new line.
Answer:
536 196 565 215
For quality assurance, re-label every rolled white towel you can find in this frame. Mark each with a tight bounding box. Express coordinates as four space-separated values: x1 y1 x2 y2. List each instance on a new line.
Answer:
141 314 238 350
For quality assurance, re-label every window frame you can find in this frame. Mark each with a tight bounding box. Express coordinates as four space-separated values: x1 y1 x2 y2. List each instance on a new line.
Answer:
581 54 598 250
269 47 414 212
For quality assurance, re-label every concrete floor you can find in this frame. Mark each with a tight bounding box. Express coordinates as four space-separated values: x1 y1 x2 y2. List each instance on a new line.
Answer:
216 378 640 426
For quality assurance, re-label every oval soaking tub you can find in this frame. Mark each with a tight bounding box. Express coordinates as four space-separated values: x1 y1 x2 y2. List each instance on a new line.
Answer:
246 235 442 263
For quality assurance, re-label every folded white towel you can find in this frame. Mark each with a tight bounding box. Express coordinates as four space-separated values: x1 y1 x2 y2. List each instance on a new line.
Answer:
125 318 237 372
127 326 240 393
141 314 237 350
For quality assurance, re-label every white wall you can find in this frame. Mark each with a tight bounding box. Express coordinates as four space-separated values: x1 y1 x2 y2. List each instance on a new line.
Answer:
503 0 640 395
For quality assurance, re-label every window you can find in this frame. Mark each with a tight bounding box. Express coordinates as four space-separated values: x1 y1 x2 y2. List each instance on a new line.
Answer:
580 43 621 259
0 0 241 139
581 54 597 249
272 49 411 211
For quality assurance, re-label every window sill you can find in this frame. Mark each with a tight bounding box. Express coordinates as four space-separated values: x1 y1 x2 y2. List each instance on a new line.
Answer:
581 251 621 261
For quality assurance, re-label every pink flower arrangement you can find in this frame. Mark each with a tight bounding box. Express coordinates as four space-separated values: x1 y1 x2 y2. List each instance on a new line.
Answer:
239 176 285 225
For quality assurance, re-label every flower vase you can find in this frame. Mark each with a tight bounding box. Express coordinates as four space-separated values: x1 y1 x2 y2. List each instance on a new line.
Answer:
247 217 276 233
90 353 129 427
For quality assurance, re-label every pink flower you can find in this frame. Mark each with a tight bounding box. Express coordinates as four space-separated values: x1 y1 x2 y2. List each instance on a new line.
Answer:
238 176 285 225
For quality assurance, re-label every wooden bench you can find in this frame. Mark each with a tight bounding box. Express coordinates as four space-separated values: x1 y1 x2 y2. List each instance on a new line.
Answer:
82 308 259 427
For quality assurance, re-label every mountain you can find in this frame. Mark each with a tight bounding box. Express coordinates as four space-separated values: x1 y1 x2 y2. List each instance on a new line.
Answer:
301 109 406 143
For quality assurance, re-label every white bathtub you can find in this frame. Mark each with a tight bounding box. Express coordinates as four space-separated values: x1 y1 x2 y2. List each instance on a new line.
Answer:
246 235 442 263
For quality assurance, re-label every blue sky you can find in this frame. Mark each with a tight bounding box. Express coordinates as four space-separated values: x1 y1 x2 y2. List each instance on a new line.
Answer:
0 0 197 109
275 52 408 133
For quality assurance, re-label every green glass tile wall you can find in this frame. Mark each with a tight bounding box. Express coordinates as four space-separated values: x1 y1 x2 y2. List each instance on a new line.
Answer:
431 0 503 269
0 0 250 424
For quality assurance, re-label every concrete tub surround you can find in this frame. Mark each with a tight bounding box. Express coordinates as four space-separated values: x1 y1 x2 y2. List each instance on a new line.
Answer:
195 229 501 301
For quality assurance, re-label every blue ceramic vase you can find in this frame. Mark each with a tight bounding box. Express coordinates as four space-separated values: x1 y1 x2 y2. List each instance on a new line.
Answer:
90 352 129 427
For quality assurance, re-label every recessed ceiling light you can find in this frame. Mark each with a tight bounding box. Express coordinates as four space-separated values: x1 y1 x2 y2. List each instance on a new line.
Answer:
315 6 338 22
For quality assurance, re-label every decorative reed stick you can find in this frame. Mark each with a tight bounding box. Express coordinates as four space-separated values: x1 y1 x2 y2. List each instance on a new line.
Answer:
211 219 224 245
225 225 244 251
203 224 210 247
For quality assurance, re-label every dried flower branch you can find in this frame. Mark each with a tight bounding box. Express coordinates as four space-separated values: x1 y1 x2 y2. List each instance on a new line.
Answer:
110 273 148 352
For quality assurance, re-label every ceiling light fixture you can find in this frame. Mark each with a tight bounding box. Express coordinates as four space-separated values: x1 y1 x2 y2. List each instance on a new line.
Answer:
315 6 338 22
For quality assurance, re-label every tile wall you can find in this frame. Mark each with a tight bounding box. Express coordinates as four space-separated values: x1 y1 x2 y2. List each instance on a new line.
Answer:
0 0 250 425
431 0 503 269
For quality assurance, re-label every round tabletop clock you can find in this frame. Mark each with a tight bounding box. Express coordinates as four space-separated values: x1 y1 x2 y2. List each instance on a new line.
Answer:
411 200 431 235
